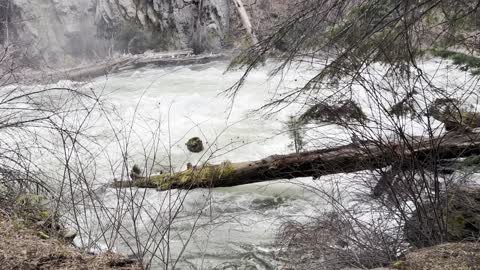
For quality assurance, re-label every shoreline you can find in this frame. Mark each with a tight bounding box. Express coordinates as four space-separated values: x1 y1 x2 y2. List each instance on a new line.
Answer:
4 50 232 86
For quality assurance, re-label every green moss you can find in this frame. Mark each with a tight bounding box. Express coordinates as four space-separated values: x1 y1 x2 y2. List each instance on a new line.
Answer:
392 260 411 270
429 98 480 131
461 111 480 128
446 211 467 238
461 155 480 169
38 231 50 239
146 161 237 190
431 49 480 75
39 210 51 220
16 193 48 207
13 193 55 225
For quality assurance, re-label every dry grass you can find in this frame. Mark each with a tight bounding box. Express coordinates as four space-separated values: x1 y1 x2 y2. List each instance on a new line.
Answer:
0 212 143 270
403 242 480 270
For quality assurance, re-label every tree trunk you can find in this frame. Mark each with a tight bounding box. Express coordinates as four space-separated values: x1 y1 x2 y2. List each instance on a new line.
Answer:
232 0 258 44
111 132 480 190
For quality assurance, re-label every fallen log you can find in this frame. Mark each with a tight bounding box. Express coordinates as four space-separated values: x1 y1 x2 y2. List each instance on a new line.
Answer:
110 132 480 190
12 52 229 85
46 53 228 83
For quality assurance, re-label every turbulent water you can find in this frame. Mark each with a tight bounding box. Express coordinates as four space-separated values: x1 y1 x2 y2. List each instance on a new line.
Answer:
5 58 479 269
62 61 331 269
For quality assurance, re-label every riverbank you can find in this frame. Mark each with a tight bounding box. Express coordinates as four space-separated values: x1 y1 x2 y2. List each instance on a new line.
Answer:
2 50 231 86
0 212 142 270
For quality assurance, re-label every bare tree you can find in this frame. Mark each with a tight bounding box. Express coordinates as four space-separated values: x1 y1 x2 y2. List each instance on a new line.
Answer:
222 0 480 268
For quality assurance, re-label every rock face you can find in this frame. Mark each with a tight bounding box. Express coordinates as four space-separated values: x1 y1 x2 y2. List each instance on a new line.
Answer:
5 0 99 66
3 0 230 66
95 0 230 53
1 0 293 67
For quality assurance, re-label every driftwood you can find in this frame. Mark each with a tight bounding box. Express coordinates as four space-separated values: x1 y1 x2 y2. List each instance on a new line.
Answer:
111 132 480 190
11 52 228 85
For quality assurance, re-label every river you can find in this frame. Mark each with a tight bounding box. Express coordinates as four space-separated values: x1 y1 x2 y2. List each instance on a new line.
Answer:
4 58 477 269
60 60 335 269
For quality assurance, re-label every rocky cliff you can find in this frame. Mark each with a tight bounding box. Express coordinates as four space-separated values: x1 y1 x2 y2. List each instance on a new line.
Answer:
1 0 289 67
2 0 230 67
2 0 99 66
95 0 230 54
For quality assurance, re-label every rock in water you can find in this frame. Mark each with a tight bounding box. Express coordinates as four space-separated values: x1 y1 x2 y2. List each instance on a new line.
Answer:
186 137 204 153
130 164 142 180
61 229 77 243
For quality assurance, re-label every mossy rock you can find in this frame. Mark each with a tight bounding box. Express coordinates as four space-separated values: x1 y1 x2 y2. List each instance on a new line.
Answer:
15 194 51 221
186 137 204 153
405 188 480 247
428 98 480 131
299 99 367 124
392 260 411 270
431 49 480 75
460 155 480 171
12 193 62 232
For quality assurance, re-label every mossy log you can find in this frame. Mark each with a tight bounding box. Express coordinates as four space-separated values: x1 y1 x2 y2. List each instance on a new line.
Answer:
111 132 480 190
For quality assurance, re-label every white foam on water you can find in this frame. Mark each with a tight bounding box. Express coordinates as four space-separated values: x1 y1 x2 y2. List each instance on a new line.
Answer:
3 57 480 268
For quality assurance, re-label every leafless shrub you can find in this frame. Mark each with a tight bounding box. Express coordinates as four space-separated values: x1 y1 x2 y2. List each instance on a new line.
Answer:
277 210 401 269
228 0 480 267
0 47 224 269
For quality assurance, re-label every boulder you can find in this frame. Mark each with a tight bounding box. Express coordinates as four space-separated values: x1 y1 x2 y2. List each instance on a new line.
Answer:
61 229 77 243
186 137 204 153
429 98 480 131
405 187 480 247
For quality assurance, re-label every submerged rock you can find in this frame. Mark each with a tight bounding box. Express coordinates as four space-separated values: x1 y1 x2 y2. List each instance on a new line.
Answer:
251 196 286 210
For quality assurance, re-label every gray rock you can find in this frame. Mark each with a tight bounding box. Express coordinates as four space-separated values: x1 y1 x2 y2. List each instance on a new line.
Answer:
61 229 77 242
5 0 230 65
